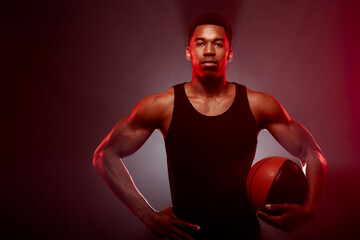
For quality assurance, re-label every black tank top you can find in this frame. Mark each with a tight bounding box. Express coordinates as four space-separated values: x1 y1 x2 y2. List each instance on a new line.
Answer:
165 82 261 239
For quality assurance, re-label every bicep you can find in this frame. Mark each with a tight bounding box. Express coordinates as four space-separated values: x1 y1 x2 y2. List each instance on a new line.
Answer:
267 119 321 161
98 97 160 159
106 117 155 158
261 94 321 161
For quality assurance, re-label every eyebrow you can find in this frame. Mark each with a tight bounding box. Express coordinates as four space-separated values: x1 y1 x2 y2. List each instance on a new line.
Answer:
195 37 225 42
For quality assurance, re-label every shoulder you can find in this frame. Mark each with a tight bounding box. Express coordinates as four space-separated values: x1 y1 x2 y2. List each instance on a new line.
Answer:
139 87 174 115
246 88 278 111
128 87 174 128
246 87 290 128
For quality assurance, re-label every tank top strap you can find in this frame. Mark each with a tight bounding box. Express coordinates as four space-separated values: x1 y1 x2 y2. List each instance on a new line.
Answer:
166 82 188 140
172 82 187 110
172 81 193 114
233 82 246 106
232 82 259 131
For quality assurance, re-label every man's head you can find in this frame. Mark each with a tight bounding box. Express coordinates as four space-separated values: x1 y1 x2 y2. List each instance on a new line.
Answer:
188 13 233 47
186 13 233 80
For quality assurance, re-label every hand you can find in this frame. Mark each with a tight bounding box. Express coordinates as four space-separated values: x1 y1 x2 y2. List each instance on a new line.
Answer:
143 206 201 240
256 204 315 233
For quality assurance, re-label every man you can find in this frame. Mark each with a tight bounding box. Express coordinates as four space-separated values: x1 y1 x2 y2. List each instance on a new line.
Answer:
93 13 327 239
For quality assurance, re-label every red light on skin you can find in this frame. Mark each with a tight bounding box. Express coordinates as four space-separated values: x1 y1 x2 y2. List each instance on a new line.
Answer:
186 25 233 82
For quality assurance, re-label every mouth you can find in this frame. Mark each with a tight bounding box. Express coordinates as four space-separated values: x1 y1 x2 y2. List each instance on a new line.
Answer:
200 59 218 66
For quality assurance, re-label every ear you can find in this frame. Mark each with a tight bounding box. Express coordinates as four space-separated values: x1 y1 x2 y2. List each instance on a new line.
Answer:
227 48 233 62
186 47 192 61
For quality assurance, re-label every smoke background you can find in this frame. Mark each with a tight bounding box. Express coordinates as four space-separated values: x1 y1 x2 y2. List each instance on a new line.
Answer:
3 0 359 239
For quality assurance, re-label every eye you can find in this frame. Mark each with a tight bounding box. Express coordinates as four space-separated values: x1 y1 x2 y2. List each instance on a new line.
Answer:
214 42 224 47
196 42 205 47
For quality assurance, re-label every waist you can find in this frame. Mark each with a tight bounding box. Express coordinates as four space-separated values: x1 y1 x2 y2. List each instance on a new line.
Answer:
174 210 261 240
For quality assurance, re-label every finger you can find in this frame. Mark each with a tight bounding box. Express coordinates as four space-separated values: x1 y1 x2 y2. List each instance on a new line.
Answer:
256 211 270 221
175 220 200 231
167 233 183 240
257 211 279 224
265 203 291 211
170 232 194 240
171 228 195 240
257 211 286 231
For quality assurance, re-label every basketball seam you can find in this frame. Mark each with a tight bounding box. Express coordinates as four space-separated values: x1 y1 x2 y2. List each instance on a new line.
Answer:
248 157 275 211
272 160 289 186
264 159 288 206
265 160 308 206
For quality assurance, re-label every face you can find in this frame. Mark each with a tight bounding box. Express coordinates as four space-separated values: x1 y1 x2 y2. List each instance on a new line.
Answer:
186 24 233 80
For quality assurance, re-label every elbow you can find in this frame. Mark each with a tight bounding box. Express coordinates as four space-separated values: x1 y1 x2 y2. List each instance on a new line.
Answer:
93 138 110 170
314 150 327 173
92 146 119 173
92 149 102 171
93 149 110 176
93 143 108 171
93 135 112 169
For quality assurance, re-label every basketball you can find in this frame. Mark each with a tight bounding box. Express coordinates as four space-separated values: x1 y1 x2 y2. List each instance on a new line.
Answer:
246 156 308 214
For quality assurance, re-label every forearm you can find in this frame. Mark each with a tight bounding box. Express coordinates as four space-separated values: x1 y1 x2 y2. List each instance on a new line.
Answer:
303 150 327 211
93 148 156 224
270 119 327 210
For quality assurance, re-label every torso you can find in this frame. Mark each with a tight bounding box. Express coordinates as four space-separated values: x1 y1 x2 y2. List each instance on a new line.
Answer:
157 82 263 137
163 82 261 238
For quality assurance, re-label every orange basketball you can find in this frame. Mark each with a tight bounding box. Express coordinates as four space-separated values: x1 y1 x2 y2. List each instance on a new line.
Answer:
246 156 308 213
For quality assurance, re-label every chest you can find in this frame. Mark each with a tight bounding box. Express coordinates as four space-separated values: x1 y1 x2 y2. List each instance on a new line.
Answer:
187 95 235 117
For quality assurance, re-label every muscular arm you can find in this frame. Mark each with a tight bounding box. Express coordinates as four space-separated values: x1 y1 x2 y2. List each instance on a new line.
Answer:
93 91 199 239
93 96 160 222
266 114 327 212
250 91 327 232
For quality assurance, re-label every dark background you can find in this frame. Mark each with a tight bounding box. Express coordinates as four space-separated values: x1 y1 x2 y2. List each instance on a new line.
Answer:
3 0 360 239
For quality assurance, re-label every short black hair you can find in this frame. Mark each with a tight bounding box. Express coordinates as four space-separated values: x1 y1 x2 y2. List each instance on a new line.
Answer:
188 12 233 47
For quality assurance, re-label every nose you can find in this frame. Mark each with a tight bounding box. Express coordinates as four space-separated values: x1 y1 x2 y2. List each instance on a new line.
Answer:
204 43 215 56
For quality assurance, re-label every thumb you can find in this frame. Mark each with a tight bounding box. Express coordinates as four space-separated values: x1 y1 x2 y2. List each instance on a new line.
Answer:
265 203 290 211
256 211 276 224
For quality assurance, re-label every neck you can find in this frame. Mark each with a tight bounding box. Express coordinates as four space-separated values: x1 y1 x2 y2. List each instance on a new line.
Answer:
190 73 229 97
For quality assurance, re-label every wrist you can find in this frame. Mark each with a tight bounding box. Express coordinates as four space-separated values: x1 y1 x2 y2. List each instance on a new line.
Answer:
303 198 317 212
302 203 316 219
138 208 158 226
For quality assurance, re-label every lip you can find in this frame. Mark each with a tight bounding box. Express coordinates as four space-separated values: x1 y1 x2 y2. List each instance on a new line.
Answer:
200 59 218 65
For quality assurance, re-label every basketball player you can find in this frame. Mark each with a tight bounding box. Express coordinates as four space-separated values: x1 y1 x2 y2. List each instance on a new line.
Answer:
93 13 327 239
